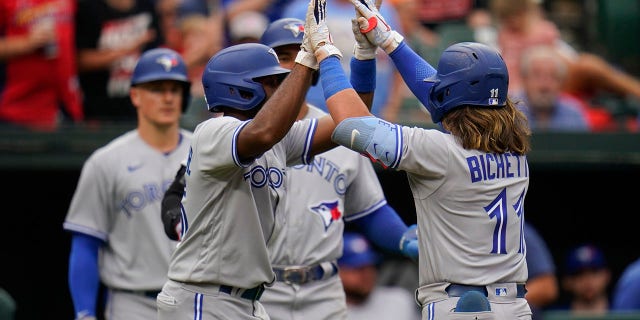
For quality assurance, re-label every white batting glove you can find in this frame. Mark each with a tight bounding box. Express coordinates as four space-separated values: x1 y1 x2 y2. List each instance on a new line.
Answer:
351 17 376 60
349 0 404 54
295 25 319 70
304 0 342 63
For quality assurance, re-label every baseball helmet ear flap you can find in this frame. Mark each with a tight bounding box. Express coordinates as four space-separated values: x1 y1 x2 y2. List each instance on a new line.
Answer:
202 43 290 112
131 48 192 112
424 42 508 123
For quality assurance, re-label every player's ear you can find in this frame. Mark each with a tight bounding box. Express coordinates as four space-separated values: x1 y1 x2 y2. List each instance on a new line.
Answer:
130 86 142 109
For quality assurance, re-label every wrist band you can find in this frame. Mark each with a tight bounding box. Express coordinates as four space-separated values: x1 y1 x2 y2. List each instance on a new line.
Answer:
319 57 351 100
350 57 376 93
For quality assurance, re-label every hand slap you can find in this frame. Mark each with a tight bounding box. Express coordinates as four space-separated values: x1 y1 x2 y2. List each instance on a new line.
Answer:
349 0 403 53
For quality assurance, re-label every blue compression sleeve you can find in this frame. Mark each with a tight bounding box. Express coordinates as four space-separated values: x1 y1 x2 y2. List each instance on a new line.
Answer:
351 204 408 254
350 57 376 93
319 56 352 100
68 233 102 318
389 42 437 115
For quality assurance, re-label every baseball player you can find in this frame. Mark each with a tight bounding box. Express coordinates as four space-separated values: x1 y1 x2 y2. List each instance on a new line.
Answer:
303 0 533 319
63 48 192 320
159 17 419 320
156 41 347 319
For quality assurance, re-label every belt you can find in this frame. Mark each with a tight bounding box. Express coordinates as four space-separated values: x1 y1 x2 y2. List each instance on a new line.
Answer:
114 289 161 299
273 261 338 285
219 284 265 301
446 284 527 298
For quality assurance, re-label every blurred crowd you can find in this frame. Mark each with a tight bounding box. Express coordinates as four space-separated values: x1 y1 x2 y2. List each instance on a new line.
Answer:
1 0 640 132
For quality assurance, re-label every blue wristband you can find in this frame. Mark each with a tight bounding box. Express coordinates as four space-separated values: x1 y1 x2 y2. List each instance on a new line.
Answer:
319 57 352 100
350 57 376 93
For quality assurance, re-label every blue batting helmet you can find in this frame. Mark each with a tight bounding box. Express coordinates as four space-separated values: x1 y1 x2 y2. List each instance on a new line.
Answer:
131 48 191 111
260 18 305 48
202 43 290 112
260 18 319 86
425 42 508 123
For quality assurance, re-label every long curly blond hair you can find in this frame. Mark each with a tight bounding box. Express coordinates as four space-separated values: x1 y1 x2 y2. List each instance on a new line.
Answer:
441 98 531 155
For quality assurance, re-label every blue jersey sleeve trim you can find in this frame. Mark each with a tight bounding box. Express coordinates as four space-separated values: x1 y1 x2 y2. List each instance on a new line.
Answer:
301 118 318 165
232 120 254 167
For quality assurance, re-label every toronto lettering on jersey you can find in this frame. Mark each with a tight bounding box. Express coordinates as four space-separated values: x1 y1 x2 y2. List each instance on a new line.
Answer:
291 156 347 195
120 179 173 216
243 165 285 189
466 153 528 183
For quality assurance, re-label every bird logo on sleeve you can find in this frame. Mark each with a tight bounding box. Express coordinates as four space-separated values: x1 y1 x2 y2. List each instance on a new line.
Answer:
311 200 342 231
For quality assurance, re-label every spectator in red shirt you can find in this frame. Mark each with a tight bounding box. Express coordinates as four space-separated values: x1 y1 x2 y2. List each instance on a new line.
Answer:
0 0 83 131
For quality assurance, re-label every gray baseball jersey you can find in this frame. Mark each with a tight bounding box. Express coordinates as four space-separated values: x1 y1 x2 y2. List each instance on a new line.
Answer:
261 105 387 320
166 115 317 288
393 127 529 306
63 129 191 291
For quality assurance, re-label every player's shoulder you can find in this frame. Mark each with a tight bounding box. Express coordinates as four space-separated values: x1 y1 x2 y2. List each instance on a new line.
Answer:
193 116 243 137
89 130 138 157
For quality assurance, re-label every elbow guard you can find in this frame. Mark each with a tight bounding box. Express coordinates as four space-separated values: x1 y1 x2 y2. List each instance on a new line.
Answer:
331 116 402 169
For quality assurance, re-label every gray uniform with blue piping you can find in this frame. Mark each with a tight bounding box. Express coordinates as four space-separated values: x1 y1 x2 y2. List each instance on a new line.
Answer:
260 105 387 320
157 115 318 320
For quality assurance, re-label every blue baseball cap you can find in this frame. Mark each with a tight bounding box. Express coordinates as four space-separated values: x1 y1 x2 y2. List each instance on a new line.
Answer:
339 232 381 268
565 244 607 275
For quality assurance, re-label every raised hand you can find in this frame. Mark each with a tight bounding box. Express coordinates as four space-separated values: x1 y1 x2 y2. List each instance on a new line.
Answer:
351 16 376 60
349 0 404 53
304 0 342 62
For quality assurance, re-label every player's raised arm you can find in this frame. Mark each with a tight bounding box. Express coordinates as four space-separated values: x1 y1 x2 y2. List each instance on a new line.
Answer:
303 0 372 125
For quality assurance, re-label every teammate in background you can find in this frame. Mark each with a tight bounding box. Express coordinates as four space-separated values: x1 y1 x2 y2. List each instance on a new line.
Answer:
524 222 559 320
303 0 532 318
559 244 611 315
611 257 640 311
282 0 403 119
0 0 83 131
339 232 421 320
63 48 192 320
158 17 418 320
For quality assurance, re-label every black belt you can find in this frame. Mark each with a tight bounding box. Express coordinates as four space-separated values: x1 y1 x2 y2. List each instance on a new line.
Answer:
115 289 161 299
219 284 265 301
446 284 527 298
273 261 338 284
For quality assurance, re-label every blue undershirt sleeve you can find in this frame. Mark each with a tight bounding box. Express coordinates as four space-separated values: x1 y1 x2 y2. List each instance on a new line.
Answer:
389 42 437 115
68 232 103 318
350 204 408 254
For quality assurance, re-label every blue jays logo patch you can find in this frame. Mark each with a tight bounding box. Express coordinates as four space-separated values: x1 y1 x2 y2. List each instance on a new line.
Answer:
283 22 304 38
311 200 342 231
156 55 179 72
